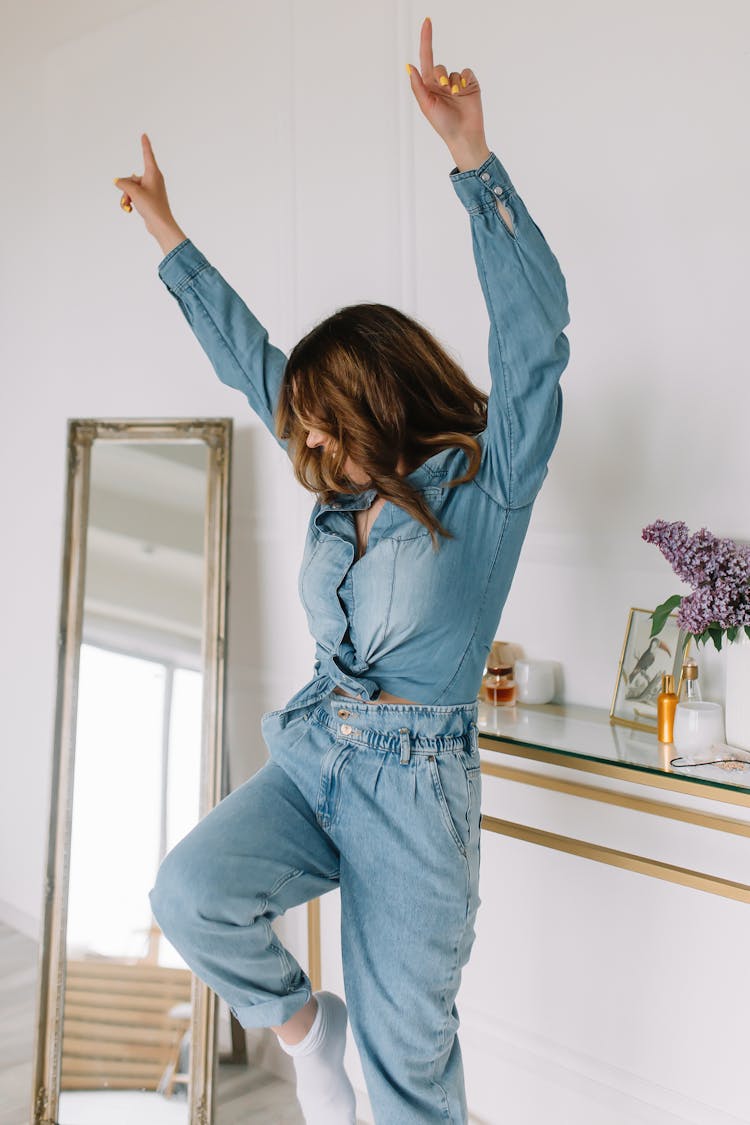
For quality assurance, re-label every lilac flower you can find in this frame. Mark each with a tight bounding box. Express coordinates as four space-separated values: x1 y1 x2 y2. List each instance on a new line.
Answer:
642 521 750 643
641 520 691 577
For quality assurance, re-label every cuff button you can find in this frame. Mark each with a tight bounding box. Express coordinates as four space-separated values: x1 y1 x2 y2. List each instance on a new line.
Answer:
480 172 491 182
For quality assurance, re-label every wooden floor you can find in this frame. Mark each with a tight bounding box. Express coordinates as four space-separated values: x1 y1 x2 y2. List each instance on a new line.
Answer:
0 920 365 1125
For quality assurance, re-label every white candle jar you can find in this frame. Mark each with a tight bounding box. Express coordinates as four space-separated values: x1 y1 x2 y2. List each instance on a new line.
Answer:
672 701 725 757
514 660 556 705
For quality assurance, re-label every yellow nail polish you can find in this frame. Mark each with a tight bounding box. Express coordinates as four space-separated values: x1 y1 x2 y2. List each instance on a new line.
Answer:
405 63 412 75
461 76 466 87
113 177 119 184
451 83 459 94
439 75 448 86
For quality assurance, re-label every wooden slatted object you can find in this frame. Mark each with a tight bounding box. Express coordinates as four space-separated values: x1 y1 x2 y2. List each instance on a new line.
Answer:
60 957 192 1092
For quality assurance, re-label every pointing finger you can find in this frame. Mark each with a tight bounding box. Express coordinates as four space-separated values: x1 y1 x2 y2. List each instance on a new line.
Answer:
419 16 434 81
141 132 159 175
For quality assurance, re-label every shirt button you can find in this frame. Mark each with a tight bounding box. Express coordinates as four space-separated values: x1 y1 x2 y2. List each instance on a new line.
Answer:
340 723 353 735
480 172 490 182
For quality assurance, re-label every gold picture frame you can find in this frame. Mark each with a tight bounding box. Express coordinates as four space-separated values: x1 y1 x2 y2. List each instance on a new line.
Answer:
609 606 690 733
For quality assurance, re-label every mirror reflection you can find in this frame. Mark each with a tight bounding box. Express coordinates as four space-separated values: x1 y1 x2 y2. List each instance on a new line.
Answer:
59 440 206 1124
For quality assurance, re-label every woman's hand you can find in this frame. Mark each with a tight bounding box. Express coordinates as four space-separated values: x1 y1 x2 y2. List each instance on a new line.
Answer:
113 134 187 254
406 17 491 172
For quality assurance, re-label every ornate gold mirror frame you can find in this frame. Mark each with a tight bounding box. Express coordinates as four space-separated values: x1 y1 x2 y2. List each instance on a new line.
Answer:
30 418 231 1125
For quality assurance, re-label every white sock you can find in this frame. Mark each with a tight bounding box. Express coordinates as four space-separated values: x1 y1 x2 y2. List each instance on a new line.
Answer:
276 990 356 1124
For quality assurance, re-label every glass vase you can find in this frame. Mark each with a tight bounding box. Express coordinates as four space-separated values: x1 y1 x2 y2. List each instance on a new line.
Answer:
725 628 750 752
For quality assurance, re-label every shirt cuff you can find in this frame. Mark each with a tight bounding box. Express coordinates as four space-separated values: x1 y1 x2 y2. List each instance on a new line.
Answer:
157 238 209 294
449 150 516 212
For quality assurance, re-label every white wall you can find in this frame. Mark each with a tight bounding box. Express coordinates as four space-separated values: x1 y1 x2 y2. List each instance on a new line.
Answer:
3 2 749 1121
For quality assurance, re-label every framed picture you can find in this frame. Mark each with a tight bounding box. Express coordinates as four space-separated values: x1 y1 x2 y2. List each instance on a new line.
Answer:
609 606 690 733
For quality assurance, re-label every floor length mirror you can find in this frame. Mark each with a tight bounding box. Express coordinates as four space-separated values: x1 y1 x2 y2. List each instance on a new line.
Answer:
31 418 232 1125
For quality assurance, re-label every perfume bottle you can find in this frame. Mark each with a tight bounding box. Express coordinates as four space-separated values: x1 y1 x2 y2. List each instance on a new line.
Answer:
657 673 678 743
482 642 517 707
677 657 702 703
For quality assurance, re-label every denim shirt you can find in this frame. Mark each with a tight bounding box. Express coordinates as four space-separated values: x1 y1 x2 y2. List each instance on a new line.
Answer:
157 151 571 719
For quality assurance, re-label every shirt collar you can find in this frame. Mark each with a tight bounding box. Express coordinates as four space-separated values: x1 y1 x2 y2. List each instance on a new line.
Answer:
319 447 454 512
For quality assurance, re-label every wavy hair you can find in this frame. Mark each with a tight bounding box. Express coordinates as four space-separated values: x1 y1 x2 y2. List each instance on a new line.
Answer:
274 302 489 550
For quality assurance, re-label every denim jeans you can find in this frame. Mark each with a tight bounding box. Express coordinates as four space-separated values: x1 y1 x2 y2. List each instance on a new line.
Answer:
148 689 482 1124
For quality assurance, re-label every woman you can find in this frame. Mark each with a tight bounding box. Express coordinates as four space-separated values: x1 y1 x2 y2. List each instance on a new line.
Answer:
114 18 570 1125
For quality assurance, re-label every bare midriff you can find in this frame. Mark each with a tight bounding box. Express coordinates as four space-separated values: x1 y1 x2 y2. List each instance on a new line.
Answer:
333 685 421 706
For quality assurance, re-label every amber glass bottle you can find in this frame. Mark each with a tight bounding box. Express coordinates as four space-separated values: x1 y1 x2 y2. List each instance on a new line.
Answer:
483 651 517 706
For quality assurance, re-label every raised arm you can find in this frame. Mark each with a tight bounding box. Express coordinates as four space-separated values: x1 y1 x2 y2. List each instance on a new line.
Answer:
113 134 289 453
157 238 289 452
406 18 571 509
449 152 570 508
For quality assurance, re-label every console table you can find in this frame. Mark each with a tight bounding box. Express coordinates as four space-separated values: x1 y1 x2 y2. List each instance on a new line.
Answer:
476 700 750 903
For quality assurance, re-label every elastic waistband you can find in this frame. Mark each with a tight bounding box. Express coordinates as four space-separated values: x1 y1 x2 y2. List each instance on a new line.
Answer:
310 690 479 758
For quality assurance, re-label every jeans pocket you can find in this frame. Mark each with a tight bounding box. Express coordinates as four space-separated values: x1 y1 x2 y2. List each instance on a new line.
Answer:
427 752 474 860
457 742 483 898
465 759 482 869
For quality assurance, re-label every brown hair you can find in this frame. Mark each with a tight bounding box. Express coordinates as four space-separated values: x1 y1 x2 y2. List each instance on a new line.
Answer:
274 303 489 550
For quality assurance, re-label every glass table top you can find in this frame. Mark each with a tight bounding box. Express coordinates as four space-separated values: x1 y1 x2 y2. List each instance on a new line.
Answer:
477 700 750 797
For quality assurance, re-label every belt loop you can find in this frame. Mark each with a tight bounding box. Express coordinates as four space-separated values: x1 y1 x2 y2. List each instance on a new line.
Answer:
399 727 411 765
